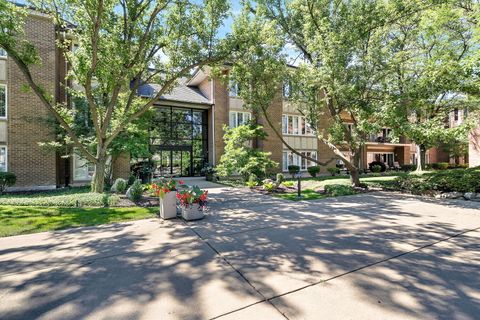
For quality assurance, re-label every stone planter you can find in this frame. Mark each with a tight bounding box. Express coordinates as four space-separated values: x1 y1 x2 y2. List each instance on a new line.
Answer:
159 191 177 219
181 205 205 221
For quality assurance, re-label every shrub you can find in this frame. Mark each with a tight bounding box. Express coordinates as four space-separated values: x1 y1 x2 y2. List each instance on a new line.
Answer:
307 166 321 177
431 162 449 170
0 190 120 207
111 178 127 194
327 167 340 176
401 164 416 172
288 165 300 177
324 184 356 197
392 168 480 194
127 180 143 202
246 174 258 188
282 181 295 187
448 163 469 169
275 173 285 185
368 161 386 172
0 172 16 194
371 165 382 173
127 175 136 186
262 179 276 192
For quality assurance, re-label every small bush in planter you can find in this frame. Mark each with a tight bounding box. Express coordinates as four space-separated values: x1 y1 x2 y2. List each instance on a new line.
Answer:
288 165 300 177
431 162 449 170
324 184 356 197
371 165 382 173
0 172 16 194
111 178 127 194
327 167 340 176
127 180 143 202
401 164 416 172
368 161 386 172
307 166 321 177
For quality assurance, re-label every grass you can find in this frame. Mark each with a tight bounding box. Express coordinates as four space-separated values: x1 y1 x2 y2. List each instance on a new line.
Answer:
0 206 158 237
0 187 120 207
275 173 404 201
273 189 327 201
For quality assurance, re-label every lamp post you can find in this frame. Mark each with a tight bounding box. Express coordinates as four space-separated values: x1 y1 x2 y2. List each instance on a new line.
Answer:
296 173 302 199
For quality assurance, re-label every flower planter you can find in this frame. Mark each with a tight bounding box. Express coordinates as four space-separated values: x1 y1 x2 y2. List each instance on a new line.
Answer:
159 191 177 219
181 205 205 221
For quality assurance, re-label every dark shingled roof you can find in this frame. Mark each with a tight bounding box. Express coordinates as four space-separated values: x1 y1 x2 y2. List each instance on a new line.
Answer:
138 78 211 105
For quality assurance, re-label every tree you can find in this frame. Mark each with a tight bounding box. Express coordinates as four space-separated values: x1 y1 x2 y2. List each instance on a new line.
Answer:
216 124 277 181
381 2 478 171
0 0 231 192
228 0 430 187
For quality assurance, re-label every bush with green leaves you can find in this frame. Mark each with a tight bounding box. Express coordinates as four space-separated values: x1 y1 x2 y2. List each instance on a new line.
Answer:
0 188 120 207
307 166 320 177
324 184 356 197
262 179 276 192
282 181 295 187
371 165 382 173
431 162 449 170
275 173 284 185
287 165 300 177
327 167 340 176
127 180 143 202
216 124 277 181
0 172 16 194
368 161 386 172
392 168 480 194
401 164 416 172
111 178 127 194
246 174 258 188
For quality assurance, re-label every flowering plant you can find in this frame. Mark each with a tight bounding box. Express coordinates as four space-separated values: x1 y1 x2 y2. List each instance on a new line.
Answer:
150 178 185 198
176 186 208 209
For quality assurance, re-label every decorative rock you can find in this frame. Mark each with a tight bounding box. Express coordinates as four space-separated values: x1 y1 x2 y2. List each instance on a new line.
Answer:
438 192 463 199
463 192 477 200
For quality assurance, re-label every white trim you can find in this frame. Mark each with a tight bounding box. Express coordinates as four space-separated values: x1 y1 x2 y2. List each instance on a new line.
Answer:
0 145 7 172
282 114 314 136
0 84 7 119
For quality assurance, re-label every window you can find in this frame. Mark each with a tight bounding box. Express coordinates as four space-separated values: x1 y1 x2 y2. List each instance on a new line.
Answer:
282 150 317 171
283 81 291 98
0 47 6 58
229 111 251 128
454 108 459 121
229 80 241 97
282 115 314 136
0 85 6 118
0 146 6 172
73 153 95 180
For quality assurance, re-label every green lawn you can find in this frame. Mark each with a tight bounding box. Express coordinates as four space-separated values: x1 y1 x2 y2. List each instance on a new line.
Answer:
0 206 158 237
275 173 403 201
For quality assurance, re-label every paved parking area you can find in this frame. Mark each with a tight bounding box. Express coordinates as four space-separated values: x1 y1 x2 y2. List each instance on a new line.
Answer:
0 188 479 319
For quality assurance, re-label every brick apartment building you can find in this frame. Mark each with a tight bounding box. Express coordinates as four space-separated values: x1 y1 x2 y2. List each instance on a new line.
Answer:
2 11 478 190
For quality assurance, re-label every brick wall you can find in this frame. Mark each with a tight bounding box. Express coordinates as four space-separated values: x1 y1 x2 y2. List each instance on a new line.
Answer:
257 91 283 172
212 74 229 164
469 126 480 167
395 146 410 165
6 14 57 189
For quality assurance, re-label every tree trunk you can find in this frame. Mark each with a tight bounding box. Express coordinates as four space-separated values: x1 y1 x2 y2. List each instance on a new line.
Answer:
415 144 426 172
349 167 361 187
91 147 107 193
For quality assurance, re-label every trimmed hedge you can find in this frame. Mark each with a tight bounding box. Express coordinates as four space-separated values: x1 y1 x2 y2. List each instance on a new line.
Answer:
392 168 480 194
0 192 120 207
368 161 386 172
324 184 356 197
307 166 321 177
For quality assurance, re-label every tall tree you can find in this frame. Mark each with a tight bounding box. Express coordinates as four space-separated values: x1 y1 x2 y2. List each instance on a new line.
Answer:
381 1 478 171
0 0 231 192
229 0 429 186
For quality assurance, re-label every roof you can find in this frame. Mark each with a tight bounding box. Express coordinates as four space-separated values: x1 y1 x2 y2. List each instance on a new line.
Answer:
138 78 211 105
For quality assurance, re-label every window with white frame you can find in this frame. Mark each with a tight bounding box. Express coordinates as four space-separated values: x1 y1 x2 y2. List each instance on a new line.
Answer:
283 81 291 98
282 115 313 136
0 146 7 172
0 85 6 118
229 111 251 128
73 153 95 180
0 47 6 58
282 150 317 171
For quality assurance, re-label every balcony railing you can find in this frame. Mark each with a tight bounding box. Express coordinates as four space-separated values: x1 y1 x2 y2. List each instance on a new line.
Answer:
368 135 392 143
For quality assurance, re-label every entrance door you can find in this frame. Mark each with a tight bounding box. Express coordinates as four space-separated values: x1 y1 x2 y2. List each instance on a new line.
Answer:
152 146 193 178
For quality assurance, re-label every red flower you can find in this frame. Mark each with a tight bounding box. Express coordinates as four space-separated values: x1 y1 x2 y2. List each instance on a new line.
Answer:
179 180 185 185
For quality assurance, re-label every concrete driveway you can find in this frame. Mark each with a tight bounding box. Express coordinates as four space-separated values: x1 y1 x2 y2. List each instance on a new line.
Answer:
0 188 479 320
